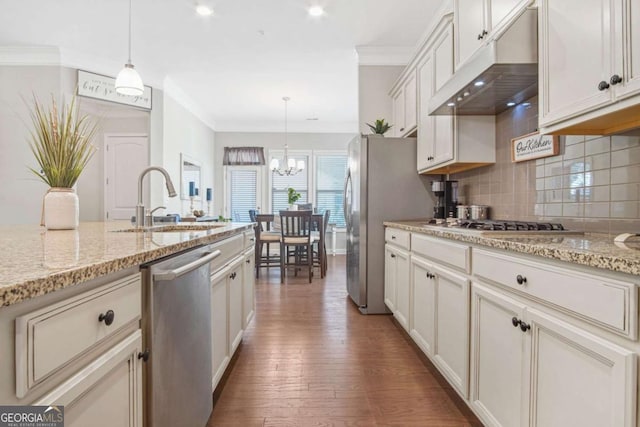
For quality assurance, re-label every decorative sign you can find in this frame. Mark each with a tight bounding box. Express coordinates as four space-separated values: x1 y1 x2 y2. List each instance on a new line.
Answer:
77 70 152 110
511 132 559 162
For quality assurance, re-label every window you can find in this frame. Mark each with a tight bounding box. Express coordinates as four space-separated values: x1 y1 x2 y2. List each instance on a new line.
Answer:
271 154 309 213
227 167 260 222
315 155 347 228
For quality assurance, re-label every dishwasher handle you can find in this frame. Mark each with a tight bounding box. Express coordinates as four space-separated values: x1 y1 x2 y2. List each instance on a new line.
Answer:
153 250 222 281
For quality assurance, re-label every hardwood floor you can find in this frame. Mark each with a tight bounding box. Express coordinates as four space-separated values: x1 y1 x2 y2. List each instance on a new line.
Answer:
207 256 482 427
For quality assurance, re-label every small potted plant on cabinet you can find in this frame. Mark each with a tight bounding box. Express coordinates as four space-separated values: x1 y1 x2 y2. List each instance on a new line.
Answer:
366 118 392 136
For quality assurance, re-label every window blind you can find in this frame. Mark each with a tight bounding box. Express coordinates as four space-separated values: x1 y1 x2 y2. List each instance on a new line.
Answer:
272 155 309 213
229 169 257 222
315 155 347 227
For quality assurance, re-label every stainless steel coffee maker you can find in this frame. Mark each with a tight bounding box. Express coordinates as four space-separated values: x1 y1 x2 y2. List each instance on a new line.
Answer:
431 180 458 218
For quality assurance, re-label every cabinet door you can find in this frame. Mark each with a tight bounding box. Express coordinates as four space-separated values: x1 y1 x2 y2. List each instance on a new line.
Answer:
417 52 435 171
431 263 470 398
384 245 397 312
35 331 143 427
539 0 619 126
228 258 244 356
617 0 640 99
410 256 435 356
394 247 411 332
403 71 417 134
525 309 637 427
488 0 528 33
455 0 487 68
432 24 455 166
392 90 405 137
211 268 229 389
242 249 256 328
470 283 528 427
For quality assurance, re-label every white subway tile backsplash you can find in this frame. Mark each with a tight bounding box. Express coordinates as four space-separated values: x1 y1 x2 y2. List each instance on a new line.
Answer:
563 159 585 173
610 183 640 201
611 166 640 184
563 173 585 189
563 142 584 160
611 201 639 218
585 136 611 155
584 153 610 171
562 203 584 217
535 164 545 178
564 135 585 145
611 146 640 167
584 185 610 202
545 161 564 177
611 135 640 151
589 169 610 186
545 176 562 190
545 203 562 217
584 202 610 218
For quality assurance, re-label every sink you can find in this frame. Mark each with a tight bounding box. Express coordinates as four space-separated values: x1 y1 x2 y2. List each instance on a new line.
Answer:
112 223 228 233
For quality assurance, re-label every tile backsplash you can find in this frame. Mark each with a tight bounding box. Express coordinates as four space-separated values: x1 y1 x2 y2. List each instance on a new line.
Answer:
451 97 640 234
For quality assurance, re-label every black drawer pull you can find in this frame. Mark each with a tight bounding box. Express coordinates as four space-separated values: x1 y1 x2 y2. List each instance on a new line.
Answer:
138 349 150 362
516 275 527 285
598 80 610 91
519 322 531 332
98 310 115 326
512 317 520 328
610 74 622 85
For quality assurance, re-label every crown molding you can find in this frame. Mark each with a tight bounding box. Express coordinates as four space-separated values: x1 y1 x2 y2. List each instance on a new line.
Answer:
214 120 358 133
0 46 61 65
355 46 414 66
163 77 217 131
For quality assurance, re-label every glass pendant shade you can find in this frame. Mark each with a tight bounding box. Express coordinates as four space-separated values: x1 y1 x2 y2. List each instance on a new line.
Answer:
297 160 305 170
115 63 144 96
270 158 279 170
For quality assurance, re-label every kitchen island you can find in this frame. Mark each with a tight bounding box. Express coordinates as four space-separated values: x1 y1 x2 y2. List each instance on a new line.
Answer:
384 220 639 427
0 221 255 427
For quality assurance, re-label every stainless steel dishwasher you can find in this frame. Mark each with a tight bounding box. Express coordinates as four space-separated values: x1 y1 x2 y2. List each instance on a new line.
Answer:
141 246 221 427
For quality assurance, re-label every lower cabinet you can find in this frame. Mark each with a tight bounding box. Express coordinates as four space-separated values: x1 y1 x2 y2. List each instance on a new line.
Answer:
384 243 410 330
410 254 470 398
35 330 143 427
228 257 244 356
242 247 256 328
471 282 637 427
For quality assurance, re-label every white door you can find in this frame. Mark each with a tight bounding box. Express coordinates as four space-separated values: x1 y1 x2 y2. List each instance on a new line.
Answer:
432 23 455 166
410 256 435 356
417 51 435 171
403 72 417 134
455 0 487 68
617 0 640 99
104 135 149 220
225 166 262 222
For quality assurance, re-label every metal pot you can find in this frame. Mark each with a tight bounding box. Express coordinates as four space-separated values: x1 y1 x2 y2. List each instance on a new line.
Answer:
456 205 471 219
469 205 490 220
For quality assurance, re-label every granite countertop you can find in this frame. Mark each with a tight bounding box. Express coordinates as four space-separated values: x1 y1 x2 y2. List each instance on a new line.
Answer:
0 221 253 307
384 220 640 276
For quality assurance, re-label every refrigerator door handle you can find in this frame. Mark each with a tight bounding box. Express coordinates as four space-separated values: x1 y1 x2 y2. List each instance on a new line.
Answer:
343 169 351 229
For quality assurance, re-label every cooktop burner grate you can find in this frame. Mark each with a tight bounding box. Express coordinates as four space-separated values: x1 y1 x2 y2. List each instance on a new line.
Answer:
450 220 566 231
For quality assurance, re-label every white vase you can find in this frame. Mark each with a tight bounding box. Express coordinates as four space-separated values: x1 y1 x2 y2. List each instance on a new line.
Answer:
44 188 79 230
289 204 298 211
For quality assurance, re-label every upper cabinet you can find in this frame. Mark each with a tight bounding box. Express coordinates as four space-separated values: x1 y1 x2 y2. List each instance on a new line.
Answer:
390 70 418 137
539 0 640 134
454 0 532 68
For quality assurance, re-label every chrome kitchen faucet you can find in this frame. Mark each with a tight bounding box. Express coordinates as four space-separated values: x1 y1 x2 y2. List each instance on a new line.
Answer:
135 166 177 228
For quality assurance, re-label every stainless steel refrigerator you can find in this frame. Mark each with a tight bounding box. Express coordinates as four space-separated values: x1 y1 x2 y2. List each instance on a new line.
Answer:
345 135 434 314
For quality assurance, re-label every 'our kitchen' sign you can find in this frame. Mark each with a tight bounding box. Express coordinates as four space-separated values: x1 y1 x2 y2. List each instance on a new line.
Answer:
77 70 152 110
511 132 559 162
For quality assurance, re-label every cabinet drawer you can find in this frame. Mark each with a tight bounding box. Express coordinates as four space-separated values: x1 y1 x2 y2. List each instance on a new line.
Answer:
411 233 470 273
473 249 637 338
243 229 255 249
385 228 410 250
15 273 141 398
208 234 244 273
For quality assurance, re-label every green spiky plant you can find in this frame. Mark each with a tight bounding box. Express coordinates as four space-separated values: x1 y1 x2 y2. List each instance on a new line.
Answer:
287 187 301 205
27 94 98 188
366 118 392 135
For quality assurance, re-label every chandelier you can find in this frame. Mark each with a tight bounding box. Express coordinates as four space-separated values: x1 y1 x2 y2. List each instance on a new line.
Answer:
270 97 305 176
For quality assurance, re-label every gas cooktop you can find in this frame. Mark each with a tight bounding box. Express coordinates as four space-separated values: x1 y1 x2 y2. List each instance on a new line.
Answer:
425 219 584 235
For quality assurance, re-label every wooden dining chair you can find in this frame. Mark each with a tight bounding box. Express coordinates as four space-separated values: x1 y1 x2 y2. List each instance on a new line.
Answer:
311 210 330 278
254 214 281 278
279 210 313 283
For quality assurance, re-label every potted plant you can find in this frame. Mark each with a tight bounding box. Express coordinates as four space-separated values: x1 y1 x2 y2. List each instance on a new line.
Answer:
366 118 392 136
27 94 98 230
287 187 301 210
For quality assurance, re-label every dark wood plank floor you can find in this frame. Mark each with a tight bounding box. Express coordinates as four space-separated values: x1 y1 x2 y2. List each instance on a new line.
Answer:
207 256 482 427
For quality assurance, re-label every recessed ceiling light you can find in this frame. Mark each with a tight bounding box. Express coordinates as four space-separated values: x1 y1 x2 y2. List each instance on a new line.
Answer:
463 91 470 97
447 102 455 107
308 5 324 16
306 117 319 121
474 81 484 87
196 5 214 16
507 102 516 107
522 102 531 107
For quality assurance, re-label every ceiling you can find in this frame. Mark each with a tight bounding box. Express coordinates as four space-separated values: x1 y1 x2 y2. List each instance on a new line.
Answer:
0 0 444 132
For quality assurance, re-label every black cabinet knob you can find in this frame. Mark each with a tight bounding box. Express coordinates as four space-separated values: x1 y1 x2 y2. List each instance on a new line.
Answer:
516 275 527 285
230 272 237 280
598 80 610 91
390 254 396 258
138 349 150 362
477 29 488 40
512 317 520 328
246 259 251 264
391 236 396 240
610 74 623 85
98 309 115 326
519 322 531 332
400 127 405 132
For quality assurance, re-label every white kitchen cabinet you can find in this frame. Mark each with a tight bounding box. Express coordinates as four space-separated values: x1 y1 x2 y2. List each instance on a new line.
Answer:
210 266 229 389
539 0 640 134
228 256 244 356
454 0 530 68
242 248 256 328
470 283 528 427
35 331 143 427
417 16 496 174
384 244 410 330
390 70 417 137
410 255 435 356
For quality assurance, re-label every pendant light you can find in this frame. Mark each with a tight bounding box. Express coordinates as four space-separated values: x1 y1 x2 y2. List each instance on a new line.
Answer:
115 0 144 96
270 97 305 176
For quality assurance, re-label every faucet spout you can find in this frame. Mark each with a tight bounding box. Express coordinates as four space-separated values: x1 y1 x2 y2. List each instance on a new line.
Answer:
135 166 177 227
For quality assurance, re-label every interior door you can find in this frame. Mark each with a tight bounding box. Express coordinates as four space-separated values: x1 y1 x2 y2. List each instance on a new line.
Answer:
225 166 262 222
104 135 149 220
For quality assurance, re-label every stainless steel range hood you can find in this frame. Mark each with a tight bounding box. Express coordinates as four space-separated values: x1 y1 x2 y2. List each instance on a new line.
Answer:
429 8 538 116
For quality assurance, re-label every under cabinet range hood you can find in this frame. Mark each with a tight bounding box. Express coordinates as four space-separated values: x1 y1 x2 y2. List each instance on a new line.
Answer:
429 8 538 116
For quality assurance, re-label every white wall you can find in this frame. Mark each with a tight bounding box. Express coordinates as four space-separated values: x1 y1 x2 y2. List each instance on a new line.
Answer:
162 94 216 216
358 65 403 135
0 65 64 224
